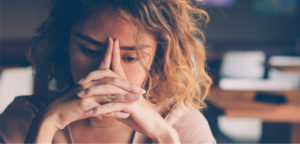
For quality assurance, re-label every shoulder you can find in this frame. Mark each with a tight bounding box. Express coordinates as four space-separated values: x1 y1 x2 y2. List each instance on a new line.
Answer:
166 106 216 143
0 96 43 143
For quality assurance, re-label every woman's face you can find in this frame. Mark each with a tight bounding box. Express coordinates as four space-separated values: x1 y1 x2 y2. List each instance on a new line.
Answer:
68 12 157 87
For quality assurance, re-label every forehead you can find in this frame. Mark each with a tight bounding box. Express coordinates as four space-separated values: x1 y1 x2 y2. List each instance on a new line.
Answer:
71 12 156 47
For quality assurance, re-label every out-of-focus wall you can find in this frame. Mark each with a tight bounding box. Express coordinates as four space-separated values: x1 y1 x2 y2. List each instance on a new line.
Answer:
205 0 300 43
1 0 49 66
1 0 49 39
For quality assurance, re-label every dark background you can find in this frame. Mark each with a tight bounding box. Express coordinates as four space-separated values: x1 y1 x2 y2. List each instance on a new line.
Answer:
204 0 299 55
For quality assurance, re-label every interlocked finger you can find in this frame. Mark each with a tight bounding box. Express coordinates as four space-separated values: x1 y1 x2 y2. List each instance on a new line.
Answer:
91 102 129 115
79 77 146 97
88 93 140 103
103 112 130 119
79 69 120 84
82 84 133 98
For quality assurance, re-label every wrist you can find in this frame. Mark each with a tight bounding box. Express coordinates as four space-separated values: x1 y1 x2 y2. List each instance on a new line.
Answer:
25 110 58 143
41 111 60 131
155 124 180 143
35 117 58 143
43 106 67 130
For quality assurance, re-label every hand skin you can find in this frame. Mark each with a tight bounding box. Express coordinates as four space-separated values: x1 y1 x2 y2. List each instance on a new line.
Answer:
25 38 180 143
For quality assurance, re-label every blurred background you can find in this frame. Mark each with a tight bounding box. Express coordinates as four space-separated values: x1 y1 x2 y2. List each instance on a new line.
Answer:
1 0 300 143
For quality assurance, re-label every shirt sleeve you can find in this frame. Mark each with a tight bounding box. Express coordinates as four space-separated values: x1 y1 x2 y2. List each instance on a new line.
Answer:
0 96 38 143
167 107 216 143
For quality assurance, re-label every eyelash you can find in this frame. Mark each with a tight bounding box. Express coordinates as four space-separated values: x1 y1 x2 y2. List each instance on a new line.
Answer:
122 56 138 62
79 45 138 62
79 45 99 57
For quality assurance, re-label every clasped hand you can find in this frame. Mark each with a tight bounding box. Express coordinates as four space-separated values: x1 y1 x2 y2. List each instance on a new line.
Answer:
44 38 178 142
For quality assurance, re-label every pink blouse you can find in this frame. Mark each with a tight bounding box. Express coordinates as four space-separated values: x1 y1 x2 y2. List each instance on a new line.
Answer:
0 96 216 143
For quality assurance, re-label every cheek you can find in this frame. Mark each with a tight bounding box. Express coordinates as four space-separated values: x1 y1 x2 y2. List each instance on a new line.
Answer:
69 46 97 83
122 52 155 87
123 51 155 87
122 63 147 87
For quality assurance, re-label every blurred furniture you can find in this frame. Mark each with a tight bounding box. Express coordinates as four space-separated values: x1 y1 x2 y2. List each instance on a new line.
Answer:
268 56 300 73
270 66 300 73
208 87 300 143
269 64 300 73
0 67 33 113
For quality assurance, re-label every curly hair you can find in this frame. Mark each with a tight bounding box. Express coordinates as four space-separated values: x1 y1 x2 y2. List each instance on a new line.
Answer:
28 0 212 114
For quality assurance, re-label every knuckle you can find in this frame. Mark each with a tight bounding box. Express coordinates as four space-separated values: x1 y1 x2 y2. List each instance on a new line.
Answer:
90 70 99 76
81 83 90 90
102 77 112 84
92 106 100 114
78 99 89 109
108 112 116 117
128 85 135 92
106 69 118 77
93 80 104 86
107 103 117 109
107 94 118 101
109 77 118 84
103 84 113 92
127 84 138 93
103 69 111 74
124 93 132 100
86 71 95 79
104 69 110 73
125 103 135 111
56 113 69 129
88 70 101 79
85 87 94 96
122 81 134 91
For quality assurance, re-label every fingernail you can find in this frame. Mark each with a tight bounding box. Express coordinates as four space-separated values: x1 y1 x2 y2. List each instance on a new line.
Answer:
81 79 89 84
108 37 113 43
141 89 146 94
86 109 95 115
77 90 86 98
120 113 130 118
78 78 85 84
115 39 119 47
134 87 144 94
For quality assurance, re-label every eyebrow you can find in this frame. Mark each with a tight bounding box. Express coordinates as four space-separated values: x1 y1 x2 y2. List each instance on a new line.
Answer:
75 33 105 47
75 33 151 50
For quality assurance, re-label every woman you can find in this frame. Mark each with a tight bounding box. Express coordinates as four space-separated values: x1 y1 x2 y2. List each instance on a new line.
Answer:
0 0 215 143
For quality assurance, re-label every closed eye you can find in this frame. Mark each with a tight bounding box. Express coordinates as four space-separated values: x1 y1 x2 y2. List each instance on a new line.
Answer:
78 44 101 57
122 56 138 63
78 43 137 62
